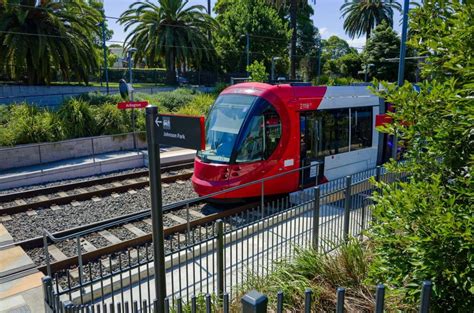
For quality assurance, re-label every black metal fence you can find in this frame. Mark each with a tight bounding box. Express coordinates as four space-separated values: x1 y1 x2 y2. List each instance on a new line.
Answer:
41 165 406 312
43 277 432 312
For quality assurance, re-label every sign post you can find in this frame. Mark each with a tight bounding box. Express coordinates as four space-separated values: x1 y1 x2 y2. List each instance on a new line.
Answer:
145 106 166 313
145 105 205 312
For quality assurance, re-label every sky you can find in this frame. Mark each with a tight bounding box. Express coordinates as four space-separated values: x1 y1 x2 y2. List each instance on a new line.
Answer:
103 0 404 50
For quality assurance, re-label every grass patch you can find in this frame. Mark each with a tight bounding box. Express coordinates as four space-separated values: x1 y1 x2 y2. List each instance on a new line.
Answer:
233 239 413 312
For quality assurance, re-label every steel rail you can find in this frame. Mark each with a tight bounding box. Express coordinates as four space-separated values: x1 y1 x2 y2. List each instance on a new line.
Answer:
36 202 258 274
0 161 193 203
0 166 193 215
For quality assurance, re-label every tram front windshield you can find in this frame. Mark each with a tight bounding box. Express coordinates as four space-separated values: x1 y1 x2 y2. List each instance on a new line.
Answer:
198 94 257 163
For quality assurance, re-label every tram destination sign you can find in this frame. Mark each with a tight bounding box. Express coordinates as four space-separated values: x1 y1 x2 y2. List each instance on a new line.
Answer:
155 114 205 150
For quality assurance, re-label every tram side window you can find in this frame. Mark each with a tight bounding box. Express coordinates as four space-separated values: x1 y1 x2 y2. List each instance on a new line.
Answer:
235 115 264 162
351 107 372 150
316 109 350 158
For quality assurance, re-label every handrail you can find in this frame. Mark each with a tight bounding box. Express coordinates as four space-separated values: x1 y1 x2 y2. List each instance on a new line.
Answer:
42 163 383 242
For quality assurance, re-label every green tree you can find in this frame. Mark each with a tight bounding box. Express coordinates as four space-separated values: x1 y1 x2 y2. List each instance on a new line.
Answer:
247 60 268 82
363 21 415 81
266 0 313 79
0 0 101 85
368 2 473 310
214 0 289 74
119 0 217 84
319 36 361 78
340 0 401 42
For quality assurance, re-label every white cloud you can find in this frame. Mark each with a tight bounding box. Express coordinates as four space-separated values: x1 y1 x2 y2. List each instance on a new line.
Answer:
320 27 328 35
346 37 366 50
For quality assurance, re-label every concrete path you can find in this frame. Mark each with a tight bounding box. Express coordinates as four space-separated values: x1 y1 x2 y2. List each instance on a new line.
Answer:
65 201 368 309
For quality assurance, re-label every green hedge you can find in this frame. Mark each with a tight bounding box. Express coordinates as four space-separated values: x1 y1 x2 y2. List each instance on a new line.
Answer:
0 89 216 146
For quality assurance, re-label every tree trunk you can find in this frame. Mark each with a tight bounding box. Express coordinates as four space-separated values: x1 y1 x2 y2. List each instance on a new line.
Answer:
166 50 177 85
290 0 297 80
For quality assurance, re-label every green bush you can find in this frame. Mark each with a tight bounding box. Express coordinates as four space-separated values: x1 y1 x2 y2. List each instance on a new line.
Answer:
57 99 97 138
142 90 195 112
366 2 473 310
176 94 215 116
93 104 131 135
213 82 229 95
4 104 61 145
247 60 268 82
234 239 395 311
76 92 121 106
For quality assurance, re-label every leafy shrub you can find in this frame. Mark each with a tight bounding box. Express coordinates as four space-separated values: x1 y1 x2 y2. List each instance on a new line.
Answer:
234 239 393 312
75 92 121 106
213 82 229 95
148 90 194 112
176 94 215 116
366 2 473 310
0 126 14 146
5 104 60 145
57 99 97 138
247 60 268 82
93 104 130 135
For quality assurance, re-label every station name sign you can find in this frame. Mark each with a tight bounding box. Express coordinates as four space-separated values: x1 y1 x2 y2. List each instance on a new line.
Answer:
117 101 149 109
155 114 205 150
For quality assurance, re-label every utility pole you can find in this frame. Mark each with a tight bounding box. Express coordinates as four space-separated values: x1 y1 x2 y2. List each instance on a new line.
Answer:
392 0 410 160
128 48 138 150
246 33 250 75
207 0 211 41
99 12 109 95
317 41 322 85
289 0 297 80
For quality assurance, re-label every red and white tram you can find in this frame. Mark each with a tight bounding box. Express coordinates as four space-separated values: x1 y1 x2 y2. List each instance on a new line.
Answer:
192 82 386 200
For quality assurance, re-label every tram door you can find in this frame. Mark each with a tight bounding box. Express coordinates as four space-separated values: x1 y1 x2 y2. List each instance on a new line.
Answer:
300 112 322 186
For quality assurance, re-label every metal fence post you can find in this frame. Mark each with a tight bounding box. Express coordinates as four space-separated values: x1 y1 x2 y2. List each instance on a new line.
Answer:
43 231 52 278
91 138 96 163
312 187 320 251
336 287 345 313
241 290 268 313
419 281 432 313
276 291 283 313
260 180 264 212
216 219 224 299
375 166 381 182
77 236 84 292
223 293 230 313
343 176 352 240
42 276 53 312
304 288 312 313
375 284 385 313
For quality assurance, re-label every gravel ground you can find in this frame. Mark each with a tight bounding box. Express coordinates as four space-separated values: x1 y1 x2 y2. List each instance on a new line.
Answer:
0 167 149 195
3 180 197 241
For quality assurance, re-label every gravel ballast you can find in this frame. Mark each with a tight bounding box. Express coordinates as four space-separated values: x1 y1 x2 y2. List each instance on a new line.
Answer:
3 180 197 241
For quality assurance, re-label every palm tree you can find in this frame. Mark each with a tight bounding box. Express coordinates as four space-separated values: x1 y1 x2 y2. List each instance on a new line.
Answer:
267 0 315 80
0 0 101 85
340 0 402 42
119 0 217 84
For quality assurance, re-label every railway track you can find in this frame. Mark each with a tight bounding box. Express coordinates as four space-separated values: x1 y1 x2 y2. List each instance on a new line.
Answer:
20 199 259 276
0 162 194 215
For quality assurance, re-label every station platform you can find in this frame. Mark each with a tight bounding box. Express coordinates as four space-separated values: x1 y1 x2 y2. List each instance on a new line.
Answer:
0 148 196 191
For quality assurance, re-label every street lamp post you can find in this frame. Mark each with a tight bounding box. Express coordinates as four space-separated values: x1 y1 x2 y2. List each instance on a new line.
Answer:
240 33 250 76
271 57 281 82
128 48 138 150
392 0 410 160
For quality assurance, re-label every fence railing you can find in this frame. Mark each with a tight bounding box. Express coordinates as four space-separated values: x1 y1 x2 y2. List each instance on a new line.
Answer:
42 278 432 312
39 163 407 312
0 132 147 172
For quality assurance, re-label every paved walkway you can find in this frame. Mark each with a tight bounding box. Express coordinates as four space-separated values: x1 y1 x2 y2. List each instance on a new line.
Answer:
65 200 369 309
